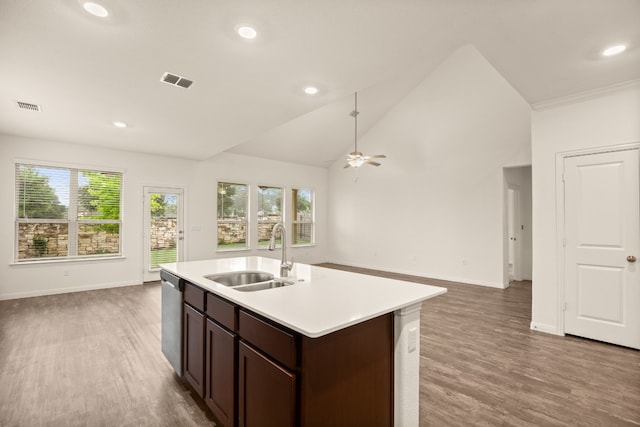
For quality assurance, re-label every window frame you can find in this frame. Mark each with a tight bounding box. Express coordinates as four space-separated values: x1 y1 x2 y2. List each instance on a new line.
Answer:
14 159 124 263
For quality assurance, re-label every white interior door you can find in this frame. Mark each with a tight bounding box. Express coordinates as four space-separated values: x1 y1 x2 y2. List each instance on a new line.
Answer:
143 187 184 282
563 148 639 349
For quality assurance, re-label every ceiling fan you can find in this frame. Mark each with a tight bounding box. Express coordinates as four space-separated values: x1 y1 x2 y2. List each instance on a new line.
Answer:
344 92 386 168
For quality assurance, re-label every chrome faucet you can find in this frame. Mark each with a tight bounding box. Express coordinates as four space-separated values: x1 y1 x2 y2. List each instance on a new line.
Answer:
268 222 294 277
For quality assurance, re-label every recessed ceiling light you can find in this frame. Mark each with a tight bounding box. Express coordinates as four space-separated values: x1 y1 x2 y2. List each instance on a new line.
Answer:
83 2 109 18
304 86 319 95
602 44 627 57
113 121 127 128
237 25 257 40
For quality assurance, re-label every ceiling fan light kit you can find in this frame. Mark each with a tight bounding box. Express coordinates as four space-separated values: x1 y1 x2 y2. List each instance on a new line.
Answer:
344 92 386 169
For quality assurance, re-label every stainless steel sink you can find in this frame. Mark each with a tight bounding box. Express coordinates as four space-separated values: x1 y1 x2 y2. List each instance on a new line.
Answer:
203 271 301 292
204 271 274 287
234 278 297 292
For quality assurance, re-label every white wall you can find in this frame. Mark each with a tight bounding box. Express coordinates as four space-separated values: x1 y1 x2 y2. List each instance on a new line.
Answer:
187 152 328 264
530 83 640 334
328 45 531 287
0 135 328 299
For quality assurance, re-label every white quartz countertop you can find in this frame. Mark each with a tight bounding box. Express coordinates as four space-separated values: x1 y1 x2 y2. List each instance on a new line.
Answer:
160 256 447 338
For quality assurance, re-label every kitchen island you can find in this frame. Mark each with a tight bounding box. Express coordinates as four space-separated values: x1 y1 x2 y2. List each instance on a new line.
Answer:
161 256 446 427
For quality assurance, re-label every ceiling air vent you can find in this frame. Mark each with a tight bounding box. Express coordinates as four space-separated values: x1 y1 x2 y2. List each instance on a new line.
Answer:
161 72 193 89
16 101 42 112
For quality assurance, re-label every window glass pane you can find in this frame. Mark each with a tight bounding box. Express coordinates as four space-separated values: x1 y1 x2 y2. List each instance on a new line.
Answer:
217 182 248 249
217 222 247 250
293 222 313 245
16 165 69 219
78 171 122 220
149 193 178 268
17 223 69 259
258 186 282 248
78 224 120 255
292 188 314 245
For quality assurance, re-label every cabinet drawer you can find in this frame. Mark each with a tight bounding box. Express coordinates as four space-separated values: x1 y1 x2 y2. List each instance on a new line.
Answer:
184 282 206 312
239 310 297 370
206 293 237 332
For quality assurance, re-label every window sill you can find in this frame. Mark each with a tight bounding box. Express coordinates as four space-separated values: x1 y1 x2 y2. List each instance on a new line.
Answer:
255 244 315 250
11 255 126 266
216 248 251 253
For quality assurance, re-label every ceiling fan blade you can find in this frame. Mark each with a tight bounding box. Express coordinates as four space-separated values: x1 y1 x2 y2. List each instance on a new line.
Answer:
367 154 386 159
365 160 381 166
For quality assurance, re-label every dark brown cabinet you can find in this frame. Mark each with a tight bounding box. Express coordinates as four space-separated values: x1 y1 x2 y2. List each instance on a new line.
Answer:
238 341 296 427
177 279 393 427
183 303 205 397
205 318 237 426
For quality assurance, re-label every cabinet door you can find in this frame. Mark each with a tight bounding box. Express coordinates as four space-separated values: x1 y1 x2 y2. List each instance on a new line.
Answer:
205 319 237 427
183 303 205 397
238 341 296 427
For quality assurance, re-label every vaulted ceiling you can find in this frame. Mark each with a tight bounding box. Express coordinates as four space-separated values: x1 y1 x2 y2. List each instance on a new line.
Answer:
1 0 638 167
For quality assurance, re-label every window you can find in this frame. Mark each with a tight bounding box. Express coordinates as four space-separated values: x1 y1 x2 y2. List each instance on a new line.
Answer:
257 186 283 248
15 163 122 261
217 182 248 250
292 188 314 246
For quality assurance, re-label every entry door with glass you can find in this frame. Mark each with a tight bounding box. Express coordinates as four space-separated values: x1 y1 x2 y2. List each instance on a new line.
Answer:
143 187 184 282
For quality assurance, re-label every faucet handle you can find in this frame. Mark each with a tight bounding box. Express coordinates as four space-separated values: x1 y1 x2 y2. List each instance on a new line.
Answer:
282 258 294 273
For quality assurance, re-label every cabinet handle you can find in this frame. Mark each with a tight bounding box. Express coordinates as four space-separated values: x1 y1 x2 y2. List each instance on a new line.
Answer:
627 255 636 263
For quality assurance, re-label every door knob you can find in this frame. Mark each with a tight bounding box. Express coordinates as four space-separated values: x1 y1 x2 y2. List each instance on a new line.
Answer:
627 255 637 263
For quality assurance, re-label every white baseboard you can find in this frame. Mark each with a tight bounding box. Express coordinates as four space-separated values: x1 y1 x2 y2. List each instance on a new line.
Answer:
530 321 562 335
0 280 141 300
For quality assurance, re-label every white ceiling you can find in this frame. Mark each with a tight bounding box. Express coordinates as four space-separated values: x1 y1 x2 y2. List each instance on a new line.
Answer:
1 0 639 167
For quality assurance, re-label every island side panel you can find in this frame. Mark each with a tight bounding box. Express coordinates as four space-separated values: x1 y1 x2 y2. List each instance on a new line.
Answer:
394 302 423 427
299 313 393 427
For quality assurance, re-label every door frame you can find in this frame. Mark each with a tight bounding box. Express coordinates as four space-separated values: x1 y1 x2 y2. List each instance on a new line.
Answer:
143 186 186 282
555 142 640 336
507 184 522 282
502 166 531 288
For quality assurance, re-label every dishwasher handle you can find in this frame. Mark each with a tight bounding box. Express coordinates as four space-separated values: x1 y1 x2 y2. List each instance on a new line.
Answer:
160 270 184 292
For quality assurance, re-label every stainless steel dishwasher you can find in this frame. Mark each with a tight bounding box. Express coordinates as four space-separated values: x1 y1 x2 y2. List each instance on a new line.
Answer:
161 270 184 375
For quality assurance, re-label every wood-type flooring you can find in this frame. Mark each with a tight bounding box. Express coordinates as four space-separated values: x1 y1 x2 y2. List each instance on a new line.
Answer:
1 265 638 426
318 263 640 426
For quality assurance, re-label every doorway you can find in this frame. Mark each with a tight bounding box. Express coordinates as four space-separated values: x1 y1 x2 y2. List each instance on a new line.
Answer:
143 187 184 282
503 166 532 288
507 185 521 281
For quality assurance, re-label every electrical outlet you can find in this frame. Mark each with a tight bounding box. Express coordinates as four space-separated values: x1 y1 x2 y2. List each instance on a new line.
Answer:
408 327 417 352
